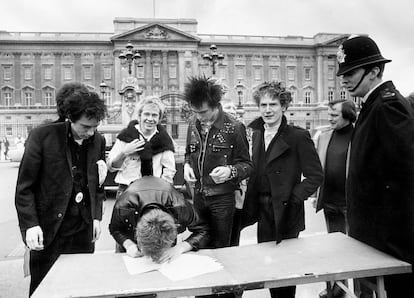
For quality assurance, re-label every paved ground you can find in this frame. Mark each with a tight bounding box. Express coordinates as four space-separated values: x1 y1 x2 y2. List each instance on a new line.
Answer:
0 161 329 298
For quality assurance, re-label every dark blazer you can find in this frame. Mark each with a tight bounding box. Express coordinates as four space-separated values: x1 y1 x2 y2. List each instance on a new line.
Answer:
15 121 106 247
347 81 414 265
109 176 210 250
242 116 323 241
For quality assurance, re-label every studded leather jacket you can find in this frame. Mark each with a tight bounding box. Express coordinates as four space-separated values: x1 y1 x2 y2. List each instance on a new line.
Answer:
185 106 252 196
109 176 210 250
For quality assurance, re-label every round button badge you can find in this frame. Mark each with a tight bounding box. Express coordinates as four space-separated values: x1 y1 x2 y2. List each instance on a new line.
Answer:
75 192 84 203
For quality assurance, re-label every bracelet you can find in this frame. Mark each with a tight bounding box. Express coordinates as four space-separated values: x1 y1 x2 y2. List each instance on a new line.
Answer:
227 165 237 180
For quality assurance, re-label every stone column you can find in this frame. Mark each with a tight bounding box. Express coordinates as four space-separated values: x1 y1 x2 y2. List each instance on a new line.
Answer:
263 55 270 82
162 50 168 92
53 52 62 90
74 52 82 82
280 55 287 83
34 52 42 104
13 52 22 104
178 51 185 92
296 56 303 101
192 50 199 77
227 54 235 93
316 53 324 103
93 52 102 86
145 50 152 93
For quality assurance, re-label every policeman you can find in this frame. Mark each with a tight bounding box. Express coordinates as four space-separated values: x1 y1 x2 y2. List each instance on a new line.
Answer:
338 35 414 298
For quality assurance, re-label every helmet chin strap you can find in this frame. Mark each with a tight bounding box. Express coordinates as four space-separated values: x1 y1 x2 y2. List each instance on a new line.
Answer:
349 69 369 92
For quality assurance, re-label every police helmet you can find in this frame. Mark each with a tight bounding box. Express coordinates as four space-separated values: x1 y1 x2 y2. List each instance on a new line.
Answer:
336 35 391 76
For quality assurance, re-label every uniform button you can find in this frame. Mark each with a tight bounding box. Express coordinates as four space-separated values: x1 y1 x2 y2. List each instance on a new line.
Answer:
125 219 129 222
135 211 138 215
57 213 63 218
385 185 390 189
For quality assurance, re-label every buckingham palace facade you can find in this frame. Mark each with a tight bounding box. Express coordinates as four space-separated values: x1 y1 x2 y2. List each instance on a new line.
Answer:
0 17 352 147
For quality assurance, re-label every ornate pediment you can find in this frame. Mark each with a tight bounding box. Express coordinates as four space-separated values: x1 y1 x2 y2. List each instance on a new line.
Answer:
111 23 200 43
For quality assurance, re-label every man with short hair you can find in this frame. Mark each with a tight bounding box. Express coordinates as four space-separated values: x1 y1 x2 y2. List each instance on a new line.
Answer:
338 35 414 297
15 89 107 296
109 174 210 261
242 81 323 298
183 76 252 250
313 99 356 298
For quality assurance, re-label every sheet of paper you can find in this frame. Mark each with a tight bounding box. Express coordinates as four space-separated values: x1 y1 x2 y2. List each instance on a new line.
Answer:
122 255 161 275
159 253 223 281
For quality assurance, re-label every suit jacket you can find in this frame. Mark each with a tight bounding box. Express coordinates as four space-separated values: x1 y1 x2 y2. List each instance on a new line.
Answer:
347 80 414 265
242 116 323 242
315 128 333 212
15 121 106 247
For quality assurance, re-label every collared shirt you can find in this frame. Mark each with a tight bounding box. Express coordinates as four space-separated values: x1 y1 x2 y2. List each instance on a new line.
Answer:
264 122 281 151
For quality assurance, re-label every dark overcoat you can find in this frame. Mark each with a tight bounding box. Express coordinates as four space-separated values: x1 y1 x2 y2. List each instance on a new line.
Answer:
347 81 414 265
15 121 106 247
242 116 323 242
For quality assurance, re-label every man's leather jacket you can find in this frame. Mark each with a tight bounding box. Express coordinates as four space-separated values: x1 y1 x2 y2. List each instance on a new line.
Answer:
185 106 252 196
109 176 210 250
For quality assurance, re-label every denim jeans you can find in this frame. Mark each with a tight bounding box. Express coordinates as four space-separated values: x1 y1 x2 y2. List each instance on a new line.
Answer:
194 192 235 248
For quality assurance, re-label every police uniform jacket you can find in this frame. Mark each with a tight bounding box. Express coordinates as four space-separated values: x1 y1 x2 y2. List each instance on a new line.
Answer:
347 81 414 265
185 106 252 196
15 121 106 247
242 116 323 242
109 176 211 250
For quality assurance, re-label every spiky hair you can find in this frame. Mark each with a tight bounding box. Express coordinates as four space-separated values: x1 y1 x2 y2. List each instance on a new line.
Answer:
184 75 223 109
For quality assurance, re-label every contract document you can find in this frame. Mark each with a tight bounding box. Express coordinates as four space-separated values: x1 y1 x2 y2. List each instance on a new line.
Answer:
123 253 223 281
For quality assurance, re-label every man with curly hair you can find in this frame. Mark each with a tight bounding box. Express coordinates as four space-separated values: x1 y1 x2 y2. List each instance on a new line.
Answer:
183 76 252 250
15 88 107 296
242 81 323 298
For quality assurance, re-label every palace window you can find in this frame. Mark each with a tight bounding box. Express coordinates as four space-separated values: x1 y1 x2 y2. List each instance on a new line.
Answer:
328 67 335 80
83 65 92 80
63 66 73 80
340 89 347 100
44 91 53 106
6 125 12 136
43 65 53 80
24 66 33 80
304 67 312 80
305 91 312 104
287 66 296 81
169 64 177 79
328 89 334 102
136 65 144 79
270 67 280 80
104 91 112 105
103 66 112 80
236 66 244 80
4 92 12 106
254 67 262 81
24 91 33 106
3 65 12 80
153 64 161 79
218 66 226 79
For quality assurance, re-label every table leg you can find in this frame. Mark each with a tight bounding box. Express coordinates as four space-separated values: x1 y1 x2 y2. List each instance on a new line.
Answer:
375 276 387 298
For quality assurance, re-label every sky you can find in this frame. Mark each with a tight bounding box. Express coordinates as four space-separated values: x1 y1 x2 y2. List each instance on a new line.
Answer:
1 0 413 96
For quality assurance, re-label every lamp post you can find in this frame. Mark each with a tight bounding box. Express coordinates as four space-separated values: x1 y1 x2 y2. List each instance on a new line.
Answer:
235 80 244 108
118 41 142 75
235 80 245 118
99 80 108 102
202 44 224 75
